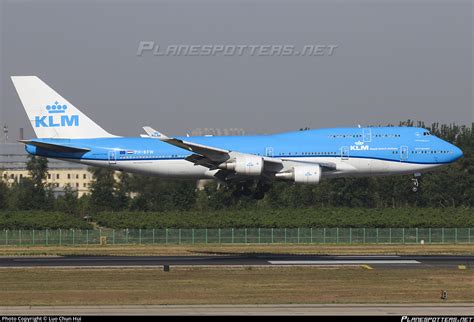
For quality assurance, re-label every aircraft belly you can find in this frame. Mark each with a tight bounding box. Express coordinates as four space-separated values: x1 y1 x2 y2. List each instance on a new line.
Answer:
59 156 446 181
77 159 209 179
163 160 210 178
325 158 445 178
369 159 391 174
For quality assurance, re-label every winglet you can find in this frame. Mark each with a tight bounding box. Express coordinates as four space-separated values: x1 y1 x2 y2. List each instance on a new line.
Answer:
143 126 169 140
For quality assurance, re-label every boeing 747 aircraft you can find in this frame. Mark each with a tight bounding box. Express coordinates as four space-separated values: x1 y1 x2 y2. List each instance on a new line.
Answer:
11 76 463 198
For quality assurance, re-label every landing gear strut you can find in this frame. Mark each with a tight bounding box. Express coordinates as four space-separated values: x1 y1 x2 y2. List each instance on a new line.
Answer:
253 181 271 200
231 180 271 199
232 183 252 197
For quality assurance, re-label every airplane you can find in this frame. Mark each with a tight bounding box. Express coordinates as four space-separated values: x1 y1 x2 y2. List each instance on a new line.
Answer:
11 76 463 199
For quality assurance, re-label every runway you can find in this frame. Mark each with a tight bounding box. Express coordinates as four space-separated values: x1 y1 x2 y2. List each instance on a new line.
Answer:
0 254 472 268
1 304 474 315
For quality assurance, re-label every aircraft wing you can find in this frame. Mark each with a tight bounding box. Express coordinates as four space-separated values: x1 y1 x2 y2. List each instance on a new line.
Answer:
143 126 230 163
142 126 336 178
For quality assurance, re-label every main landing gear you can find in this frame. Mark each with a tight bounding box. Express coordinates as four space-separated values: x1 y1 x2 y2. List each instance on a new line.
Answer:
231 180 271 199
411 173 421 192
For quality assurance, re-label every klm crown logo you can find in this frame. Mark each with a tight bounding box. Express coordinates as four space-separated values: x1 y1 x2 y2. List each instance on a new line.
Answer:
34 102 79 128
46 101 68 114
350 140 368 151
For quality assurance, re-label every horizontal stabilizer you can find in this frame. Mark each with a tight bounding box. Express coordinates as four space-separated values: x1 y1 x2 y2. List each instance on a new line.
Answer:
19 140 91 153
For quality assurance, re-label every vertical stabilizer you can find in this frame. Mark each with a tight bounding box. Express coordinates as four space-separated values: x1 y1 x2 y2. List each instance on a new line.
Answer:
11 76 115 138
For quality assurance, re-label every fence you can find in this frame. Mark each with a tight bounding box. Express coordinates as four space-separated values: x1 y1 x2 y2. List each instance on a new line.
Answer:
0 228 473 246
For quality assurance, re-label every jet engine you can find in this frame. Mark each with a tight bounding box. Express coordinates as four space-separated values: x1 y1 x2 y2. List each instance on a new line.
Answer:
275 165 322 184
218 155 264 176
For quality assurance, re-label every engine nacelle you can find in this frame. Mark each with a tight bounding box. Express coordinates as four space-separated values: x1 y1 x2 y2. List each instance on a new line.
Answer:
219 155 264 176
293 166 322 184
275 165 322 184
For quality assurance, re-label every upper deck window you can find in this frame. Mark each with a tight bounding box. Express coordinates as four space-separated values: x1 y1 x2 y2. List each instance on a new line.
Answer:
329 134 362 139
374 134 400 138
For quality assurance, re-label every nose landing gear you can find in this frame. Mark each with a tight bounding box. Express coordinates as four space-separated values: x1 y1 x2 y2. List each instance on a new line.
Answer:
411 173 421 192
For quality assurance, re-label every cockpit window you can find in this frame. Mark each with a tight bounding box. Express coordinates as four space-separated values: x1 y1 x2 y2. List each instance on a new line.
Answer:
423 132 431 136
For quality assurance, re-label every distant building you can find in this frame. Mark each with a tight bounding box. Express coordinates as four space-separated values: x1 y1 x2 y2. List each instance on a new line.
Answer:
190 128 246 136
0 142 92 197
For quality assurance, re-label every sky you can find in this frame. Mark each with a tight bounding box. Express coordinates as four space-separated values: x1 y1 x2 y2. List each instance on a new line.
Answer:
0 0 472 140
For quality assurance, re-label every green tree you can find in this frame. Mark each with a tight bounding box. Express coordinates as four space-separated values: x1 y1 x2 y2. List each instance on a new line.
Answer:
55 184 79 214
23 155 49 209
89 167 116 212
115 172 131 210
127 175 197 211
0 180 7 210
27 155 48 188
11 179 37 210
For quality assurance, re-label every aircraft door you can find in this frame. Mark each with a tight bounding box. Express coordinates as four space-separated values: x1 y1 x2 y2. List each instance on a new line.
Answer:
108 151 117 165
363 128 372 142
265 147 274 157
400 146 408 161
341 146 349 160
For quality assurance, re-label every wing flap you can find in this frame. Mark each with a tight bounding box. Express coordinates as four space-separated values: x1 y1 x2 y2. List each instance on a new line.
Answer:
185 154 219 168
281 158 337 170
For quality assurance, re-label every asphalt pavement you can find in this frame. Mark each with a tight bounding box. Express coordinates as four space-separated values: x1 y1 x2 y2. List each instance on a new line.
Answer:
0 254 472 268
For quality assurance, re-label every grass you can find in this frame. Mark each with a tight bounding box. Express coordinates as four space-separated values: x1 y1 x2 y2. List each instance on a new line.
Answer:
0 244 473 256
0 267 472 305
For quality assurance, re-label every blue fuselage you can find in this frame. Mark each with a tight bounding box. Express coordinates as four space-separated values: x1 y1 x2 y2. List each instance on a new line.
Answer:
24 126 463 180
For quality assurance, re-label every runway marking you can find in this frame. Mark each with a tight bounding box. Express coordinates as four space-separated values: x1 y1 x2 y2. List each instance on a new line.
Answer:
336 256 400 258
268 260 420 265
12 257 208 262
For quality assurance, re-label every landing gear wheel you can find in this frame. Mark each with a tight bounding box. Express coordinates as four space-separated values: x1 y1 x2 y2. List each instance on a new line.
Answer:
253 191 265 200
259 183 271 193
232 183 252 197
232 189 243 197
241 186 252 196
252 181 270 200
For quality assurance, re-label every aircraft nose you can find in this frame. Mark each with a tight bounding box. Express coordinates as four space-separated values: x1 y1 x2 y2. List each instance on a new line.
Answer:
451 145 463 161
454 147 464 160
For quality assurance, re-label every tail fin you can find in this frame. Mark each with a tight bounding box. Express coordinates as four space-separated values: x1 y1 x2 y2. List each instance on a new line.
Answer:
11 76 115 138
